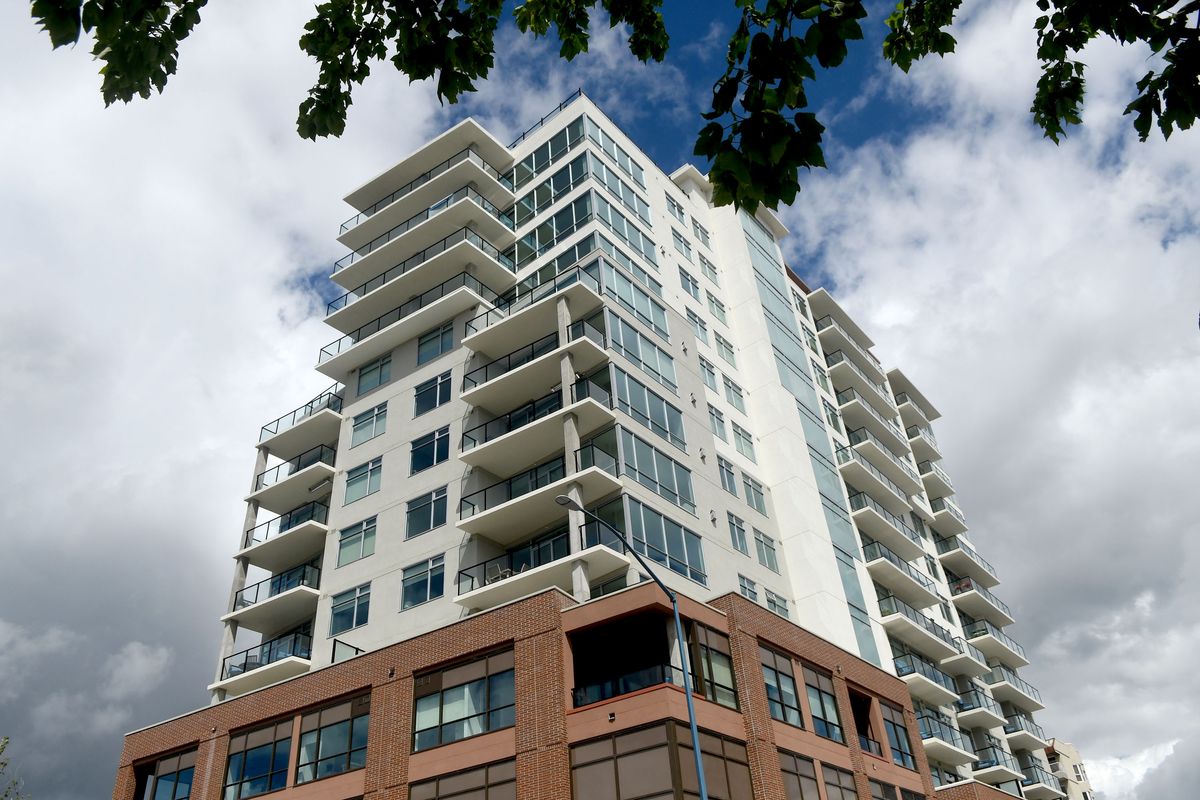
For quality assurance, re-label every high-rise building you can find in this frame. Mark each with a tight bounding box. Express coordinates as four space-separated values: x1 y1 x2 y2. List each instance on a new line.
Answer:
114 92 1061 800
1045 740 1094 800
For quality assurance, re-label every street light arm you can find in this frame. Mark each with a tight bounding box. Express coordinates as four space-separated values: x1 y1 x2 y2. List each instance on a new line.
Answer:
570 503 675 603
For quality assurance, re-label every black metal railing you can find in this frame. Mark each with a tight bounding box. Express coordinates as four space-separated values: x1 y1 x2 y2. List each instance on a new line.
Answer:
259 387 343 442
458 456 568 519
243 501 329 549
462 332 559 391
509 88 583 147
572 663 685 707
464 259 602 336
221 632 312 680
234 564 320 609
858 734 884 757
254 445 336 491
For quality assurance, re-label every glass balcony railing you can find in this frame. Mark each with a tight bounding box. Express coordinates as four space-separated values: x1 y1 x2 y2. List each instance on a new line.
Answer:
462 332 559 391
907 424 940 450
333 186 514 272
575 438 619 475
877 593 960 651
1005 714 1047 740
826 350 895 409
571 376 613 408
957 687 1004 717
459 455 568 519
917 715 973 753
462 389 564 451
862 541 936 593
573 663 686 707
465 259 602 336
814 314 884 370
836 387 906 441
848 427 921 484
975 744 1021 774
1021 763 1060 791
456 529 571 594
221 631 312 680
234 564 320 609
243 501 329 550
836 447 910 505
931 496 967 526
339 147 512 234
949 637 989 667
986 665 1042 703
894 653 956 693
859 734 884 758
254 445 336 491
918 459 954 490
963 619 1026 661
259 387 343 442
936 537 999 581
319 273 499 364
950 576 1012 618
847 491 922 547
327 227 514 315
894 391 933 421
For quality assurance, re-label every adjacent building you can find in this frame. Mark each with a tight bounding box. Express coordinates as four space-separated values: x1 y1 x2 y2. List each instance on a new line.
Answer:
115 91 1062 800
1045 741 1093 800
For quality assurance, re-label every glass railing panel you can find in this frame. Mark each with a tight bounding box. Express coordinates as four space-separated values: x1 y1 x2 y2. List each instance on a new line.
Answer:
847 492 922 546
221 632 313 680
234 565 321 609
461 390 564 451
877 594 960 649
950 577 1012 618
986 665 1042 702
963 620 1026 660
458 456 568 518
464 259 602 336
259 387 343 442
936 537 998 579
462 332 560 391
862 541 935 592
894 653 956 691
575 439 619 475
243 501 329 549
848 427 921 483
815 314 883 369
1004 714 1046 739
949 637 989 666
572 663 685 707
456 530 572 594
907 424 940 449
1021 764 1059 789
916 715 972 752
918 459 954 489
836 446 910 504
957 688 1003 716
571 376 613 408
931 496 967 525
836 387 906 439
825 350 894 408
254 445 336 491
975 745 1021 773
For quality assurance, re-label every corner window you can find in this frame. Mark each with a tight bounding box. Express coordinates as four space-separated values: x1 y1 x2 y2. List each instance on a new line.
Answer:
628 497 706 584
728 513 748 555
413 651 516 751
415 371 452 416
139 751 195 800
329 584 370 635
805 666 844 743
401 555 445 609
690 624 737 709
224 722 291 799
296 695 370 783
417 323 454 365
356 354 391 395
350 403 387 447
411 426 450 473
345 458 382 504
337 517 377 567
406 487 448 538
761 647 802 726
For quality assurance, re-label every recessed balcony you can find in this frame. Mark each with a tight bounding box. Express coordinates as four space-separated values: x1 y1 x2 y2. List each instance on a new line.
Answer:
848 491 925 560
826 350 895 414
985 665 1044 712
463 260 605 357
1021 762 1066 799
815 314 886 383
956 688 1007 729
208 632 312 696
917 715 977 766
848 427 924 495
863 541 939 608
950 576 1015 626
246 445 336 515
894 653 958 706
258 388 343 461
316 272 500 380
940 637 991 678
1004 714 1050 751
460 380 615 475
221 565 320 634
907 424 941 462
936 537 1000 588
325 227 515 334
963 620 1029 668
877 593 961 660
973 744 1024 784
918 459 955 497
237 501 329 573
836 387 909 454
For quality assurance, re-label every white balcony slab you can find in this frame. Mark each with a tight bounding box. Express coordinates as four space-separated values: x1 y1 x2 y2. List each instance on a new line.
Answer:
458 467 622 546
881 614 960 661
237 520 329 574
865 557 939 609
221 586 320 635
208 656 311 697
901 672 958 707
460 399 615 475
461 337 608 414
246 462 337 516
259 408 343 462
464 280 604 358
921 736 977 767
455 545 629 611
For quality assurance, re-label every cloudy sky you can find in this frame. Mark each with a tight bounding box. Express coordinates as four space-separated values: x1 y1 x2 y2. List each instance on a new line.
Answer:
1 1 1197 798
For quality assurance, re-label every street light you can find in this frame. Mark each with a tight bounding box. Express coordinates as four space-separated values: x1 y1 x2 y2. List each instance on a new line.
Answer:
555 494 710 800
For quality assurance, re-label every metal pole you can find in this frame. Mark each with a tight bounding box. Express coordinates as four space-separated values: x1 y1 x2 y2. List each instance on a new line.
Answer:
562 497 709 800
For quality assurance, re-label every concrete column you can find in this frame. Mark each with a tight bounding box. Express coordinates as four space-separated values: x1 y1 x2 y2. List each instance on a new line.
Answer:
570 560 590 603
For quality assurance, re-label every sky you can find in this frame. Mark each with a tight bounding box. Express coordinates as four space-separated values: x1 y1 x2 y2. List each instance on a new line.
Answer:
0 1 1197 798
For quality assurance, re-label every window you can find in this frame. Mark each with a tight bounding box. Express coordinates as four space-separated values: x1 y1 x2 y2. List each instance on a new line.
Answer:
402 555 445 609
415 371 452 415
679 267 701 300
1073 764 1087 782
410 760 516 800
619 428 696 513
600 259 669 338
925 555 940 580
691 624 737 708
715 332 736 365
870 780 898 800
766 590 789 617
613 367 686 449
224 722 291 799
802 323 819 353
707 292 727 324
692 219 711 248
779 751 820 800
718 457 738 495
608 311 677 392
351 403 387 447
672 228 693 261
822 399 841 433
666 194 686 222
411 426 450 473
882 702 915 769
728 513 748 554
337 517 376 567
900 791 926 800
791 289 809 319
805 666 844 742
761 648 802 726
330 584 370 634
708 405 727 440
417 322 454 364
140 751 195 800
699 357 718 390
413 651 516 751
811 358 831 392
407 487 448 537
357 354 391 395
628 497 706 584
722 376 745 412
823 766 857 800
699 252 719 283
743 474 767 514
296 695 370 783
754 530 779 572
738 574 757 601
732 423 756 461
345 458 382 504
686 308 709 344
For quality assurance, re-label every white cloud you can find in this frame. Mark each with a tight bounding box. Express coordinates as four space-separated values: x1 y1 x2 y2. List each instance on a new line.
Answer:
0 620 80 703
100 642 173 703
1088 739 1177 799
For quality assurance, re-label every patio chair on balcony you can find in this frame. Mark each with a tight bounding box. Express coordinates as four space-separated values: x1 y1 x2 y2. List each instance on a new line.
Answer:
486 563 513 584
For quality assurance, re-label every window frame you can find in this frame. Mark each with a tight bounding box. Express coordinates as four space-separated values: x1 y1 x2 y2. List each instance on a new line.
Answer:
410 426 451 474
356 354 392 396
412 651 516 752
295 696 370 784
336 517 377 567
350 403 387 448
401 555 445 610
728 512 748 555
414 371 452 416
406 487 448 538
417 322 454 365
329 584 371 635
344 458 382 504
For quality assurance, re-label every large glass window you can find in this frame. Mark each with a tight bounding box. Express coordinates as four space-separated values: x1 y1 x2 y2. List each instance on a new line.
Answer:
345 458 382 504
672 228 693 262
699 357 718 390
608 312 677 392
760 647 802 726
679 267 700 300
296 695 370 783
691 624 737 709
141 751 195 800
600 259 668 338
732 422 756 461
882 702 916 769
619 428 695 513
415 371 452 415
754 530 778 572
743 474 767 514
356 354 391 396
766 590 789 618
627 497 706 584
224 722 291 799
351 403 387 447
708 405 727 441
586 117 646 187
871 780 898 800
329 584 370 634
687 308 709 344
693 220 711 248
513 153 588 225
612 367 686 449
708 292 728 324
779 751 820 800
409 759 516 800
417 323 454 365
718 457 738 495
666 194 686 222
411 426 450 473
804 666 844 743
406 487 448 538
592 192 657 265
823 766 857 800
715 333 736 366
699 252 719 284
413 651 516 751
722 376 744 411
337 517 376 567
590 155 651 224
401 555 445 609
728 513 748 555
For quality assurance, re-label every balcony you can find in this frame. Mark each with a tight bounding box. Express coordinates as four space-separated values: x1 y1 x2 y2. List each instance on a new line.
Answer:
463 259 604 357
955 688 1007 729
895 391 933 429
457 443 621 544
246 445 336 515
826 350 895 414
837 447 913 516
836 387 909 454
460 380 615 475
221 565 320 634
877 593 961 660
1021 763 1066 799
907 424 941 462
848 491 925 560
916 715 977 766
258 387 343 460
936 537 1000 588
964 619 1029 668
317 272 499 379
940 637 991 678
461 318 608 413
985 665 1044 711
973 744 1024 783
894 653 958 706
918 459 954 497
848 427 923 494
950 576 1015 626
573 663 686 708
455 529 630 612
1004 714 1050 751
238 501 329 573
863 541 938 608
930 497 968 535
209 632 312 696
325 226 515 333
814 315 886 383
331 186 515 290
338 146 513 247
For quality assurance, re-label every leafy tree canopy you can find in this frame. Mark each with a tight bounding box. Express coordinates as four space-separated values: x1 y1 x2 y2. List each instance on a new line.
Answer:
0 737 25 800
31 0 1200 211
